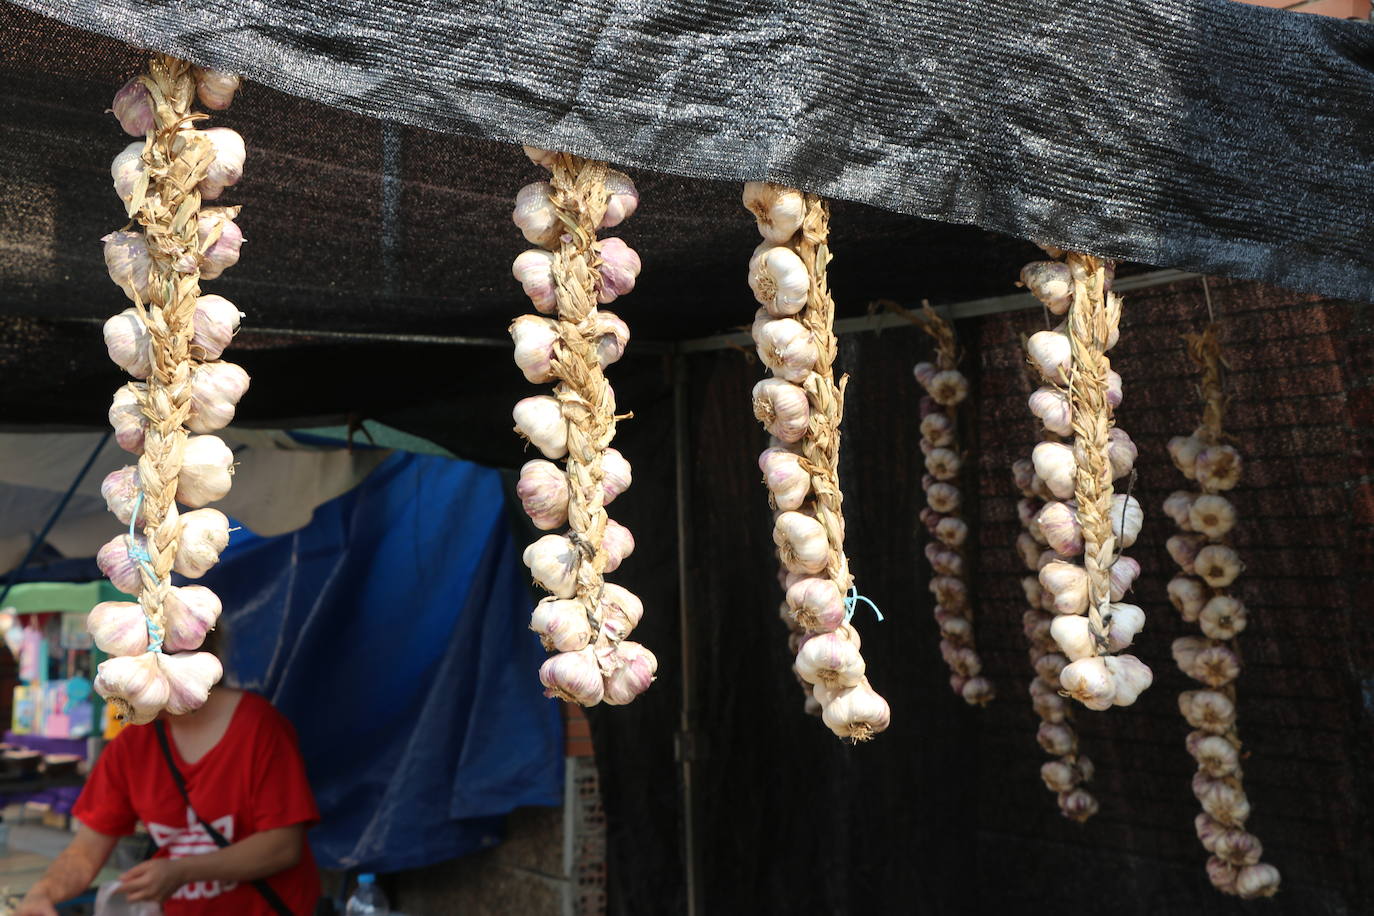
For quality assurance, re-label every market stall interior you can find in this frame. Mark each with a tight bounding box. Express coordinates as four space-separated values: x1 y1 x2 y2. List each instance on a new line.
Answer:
2 0 1373 913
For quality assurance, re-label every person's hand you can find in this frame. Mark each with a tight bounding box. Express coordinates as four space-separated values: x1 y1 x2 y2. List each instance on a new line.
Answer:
119 857 187 903
14 888 58 916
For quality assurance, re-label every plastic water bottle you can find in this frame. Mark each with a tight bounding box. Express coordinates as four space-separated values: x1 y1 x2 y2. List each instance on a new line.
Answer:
345 873 390 915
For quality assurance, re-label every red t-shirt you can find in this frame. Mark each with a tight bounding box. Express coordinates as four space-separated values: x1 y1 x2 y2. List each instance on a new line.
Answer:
74 692 321 915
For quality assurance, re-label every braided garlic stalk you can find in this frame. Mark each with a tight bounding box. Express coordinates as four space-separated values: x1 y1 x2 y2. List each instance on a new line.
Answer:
89 58 248 724
745 183 889 742
510 148 654 708
1163 324 1280 899
1020 251 1150 710
1012 342 1100 820
912 308 993 706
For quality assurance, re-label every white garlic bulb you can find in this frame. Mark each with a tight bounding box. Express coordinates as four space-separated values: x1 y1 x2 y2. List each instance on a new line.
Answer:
1194 544 1243 588
773 511 829 575
174 508 231 578
512 249 558 313
1110 494 1144 548
925 482 961 514
191 294 244 361
1058 788 1099 822
785 577 845 633
101 466 149 527
1179 689 1237 734
1021 261 1073 314
1036 501 1083 557
1192 645 1241 687
1167 534 1205 574
1026 330 1071 383
530 597 593 652
516 460 569 530
596 239 641 304
1196 778 1251 826
1037 722 1076 756
752 378 810 443
934 517 967 548
1107 427 1137 480
925 447 961 482
1049 615 1095 661
1031 441 1076 500
820 678 891 741
600 170 640 229
748 244 810 317
111 141 146 212
109 384 147 454
1199 596 1247 641
523 534 580 598
920 412 955 447
162 585 222 652
1108 555 1140 601
753 316 817 383
111 78 155 136
188 361 251 433
795 628 865 688
1188 494 1236 540
1195 445 1242 491
599 584 644 641
176 435 235 508
1235 863 1280 899
194 208 244 279
1106 602 1145 651
196 128 245 200
926 370 969 407
1060 657 1116 710
86 601 149 656
1168 435 1205 480
1163 490 1198 529
1105 370 1124 409
513 181 562 248
1039 561 1088 615
94 653 168 725
601 640 657 705
1168 576 1208 621
193 68 241 110
1172 636 1209 679
1040 760 1079 793
510 314 562 384
1028 387 1072 437
1103 654 1152 706
540 647 604 706
594 311 631 367
601 519 635 573
759 447 811 511
512 396 568 459
1191 734 1241 778
742 182 805 243
161 651 224 716
96 533 145 595
103 231 152 302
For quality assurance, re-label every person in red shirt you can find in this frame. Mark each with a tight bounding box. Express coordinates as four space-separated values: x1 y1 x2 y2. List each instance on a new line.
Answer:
16 686 321 915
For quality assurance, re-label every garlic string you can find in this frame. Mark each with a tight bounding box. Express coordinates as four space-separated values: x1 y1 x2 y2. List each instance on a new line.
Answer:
1166 321 1279 899
743 185 890 740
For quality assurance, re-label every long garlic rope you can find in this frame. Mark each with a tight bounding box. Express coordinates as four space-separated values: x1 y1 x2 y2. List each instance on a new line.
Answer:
1164 322 1280 899
89 57 247 724
1013 350 1098 821
1022 250 1151 710
745 183 889 742
511 149 654 707
912 307 993 706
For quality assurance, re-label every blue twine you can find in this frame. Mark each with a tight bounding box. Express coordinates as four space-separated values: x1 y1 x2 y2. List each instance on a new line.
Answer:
125 490 165 653
843 587 884 625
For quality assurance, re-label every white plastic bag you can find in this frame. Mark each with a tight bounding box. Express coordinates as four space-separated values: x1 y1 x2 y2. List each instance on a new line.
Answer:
93 881 162 916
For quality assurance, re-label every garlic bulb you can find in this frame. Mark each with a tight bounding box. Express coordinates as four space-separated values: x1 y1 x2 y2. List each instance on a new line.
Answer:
530 597 593 652
161 651 224 716
753 316 817 382
194 209 244 279
1195 812 1226 852
743 182 805 243
1036 722 1075 756
1199 596 1247 640
961 677 995 706
795 628 864 687
1021 261 1074 313
920 412 956 447
1167 576 1207 620
1103 654 1153 706
103 309 152 378
926 370 969 406
513 182 562 248
1168 435 1204 479
1192 645 1241 687
1032 686 1068 724
819 678 890 741
596 237 641 303
510 314 562 384
191 294 244 360
111 141 146 210
109 384 147 454
540 648 604 706
1040 760 1079 793
1235 864 1280 899
188 361 251 433
101 466 148 527
1039 561 1088 615
1026 330 1071 383
600 170 640 229
162 585 222 652
1105 370 1123 409
174 509 231 578
1188 494 1235 540
94 653 168 725
1195 445 1242 491
111 78 154 136
925 449 961 483
516 460 569 530
86 601 149 656
1108 555 1140 601
934 517 967 547
1191 734 1240 778
748 244 810 317
1196 779 1251 826
1206 857 1238 894
512 396 568 459
1172 636 1209 679
1105 602 1145 651
523 534 580 598
1110 494 1144 548
752 378 810 443
176 435 235 508
600 584 644 641
1059 657 1115 711
1057 788 1099 822
601 448 632 504
103 231 152 302
97 533 145 595
601 641 657 705
1106 427 1137 479
601 519 635 573
594 311 631 368
1179 689 1237 734
1162 490 1198 529
773 511 829 575
1031 441 1076 500
196 128 246 200
1028 387 1072 436
1167 533 1206 574
759 447 811 510
925 482 961 514
1050 614 1094 661
1033 652 1067 684
193 68 241 110
522 145 558 169
1036 501 1083 556
1194 544 1242 588
512 249 558 313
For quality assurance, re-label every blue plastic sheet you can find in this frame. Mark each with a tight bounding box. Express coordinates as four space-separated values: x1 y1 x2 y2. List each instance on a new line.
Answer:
194 452 563 872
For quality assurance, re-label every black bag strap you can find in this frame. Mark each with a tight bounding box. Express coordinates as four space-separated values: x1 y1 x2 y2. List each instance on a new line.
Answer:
153 720 296 916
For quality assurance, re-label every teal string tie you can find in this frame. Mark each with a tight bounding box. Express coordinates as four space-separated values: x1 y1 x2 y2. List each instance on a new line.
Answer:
124 490 165 653
843 587 884 625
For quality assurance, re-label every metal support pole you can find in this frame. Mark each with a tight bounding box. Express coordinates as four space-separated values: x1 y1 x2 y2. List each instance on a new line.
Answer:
672 350 700 916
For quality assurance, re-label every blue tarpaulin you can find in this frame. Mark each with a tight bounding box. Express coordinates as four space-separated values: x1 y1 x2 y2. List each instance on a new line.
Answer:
192 451 563 872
